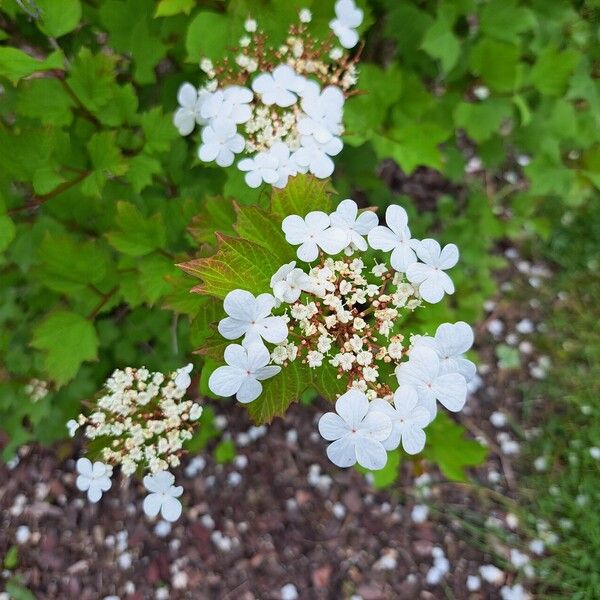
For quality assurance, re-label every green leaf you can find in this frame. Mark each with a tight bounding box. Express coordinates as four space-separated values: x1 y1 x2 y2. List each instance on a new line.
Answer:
189 197 236 244
16 78 74 127
106 201 167 257
0 215 16 253
421 17 460 73
270 174 333 220
423 413 487 481
189 297 225 347
5 578 36 600
155 0 195 16
357 448 401 489
178 234 282 298
140 107 179 154
214 439 236 464
36 0 82 37
454 99 513 143
469 38 520 93
479 0 535 44
83 131 128 196
186 11 231 62
0 48 63 84
3 546 18 569
137 254 176 305
247 360 311 424
496 344 521 370
126 154 162 193
530 47 579 97
32 311 99 385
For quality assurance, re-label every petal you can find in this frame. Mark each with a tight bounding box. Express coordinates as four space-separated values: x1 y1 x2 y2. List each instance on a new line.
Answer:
282 214 308 244
224 343 249 368
368 226 398 252
224 289 256 321
236 377 262 403
319 412 350 440
143 493 162 517
385 205 409 235
91 461 107 477
418 272 448 304
254 293 277 319
317 227 349 255
87 485 103 503
326 435 357 467
310 153 335 178
335 389 369 427
198 142 219 163
237 157 255 172
208 365 244 397
390 243 417 272
173 108 195 135
245 170 263 188
254 365 281 380
245 342 271 370
392 385 419 414
439 243 459 269
152 471 175 491
406 262 431 285
414 238 441 265
455 357 477 381
97 476 112 493
409 405 432 429
305 211 331 232
354 210 378 234
334 199 358 224
435 321 473 356
160 496 183 522
401 427 426 455
296 240 319 262
257 315 288 344
355 437 388 470
76 457 92 476
218 316 248 340
251 73 271 94
216 148 234 167
359 411 393 441
177 83 197 107
432 373 467 412
76 474 91 492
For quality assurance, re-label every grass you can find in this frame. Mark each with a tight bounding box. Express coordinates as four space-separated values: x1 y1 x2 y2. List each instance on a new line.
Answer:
521 203 600 599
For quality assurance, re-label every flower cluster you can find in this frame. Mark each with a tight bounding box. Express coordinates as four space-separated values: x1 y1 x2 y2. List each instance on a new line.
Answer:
68 364 200 521
173 0 363 188
208 199 476 470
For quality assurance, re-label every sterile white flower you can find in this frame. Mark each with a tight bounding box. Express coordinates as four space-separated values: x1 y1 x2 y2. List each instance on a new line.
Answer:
318 389 392 470
282 211 348 262
208 343 281 403
218 289 288 345
200 87 253 124
269 141 303 189
270 261 312 304
174 363 193 390
252 65 305 107
329 0 363 49
396 345 467 421
76 458 112 503
198 118 245 167
293 134 343 179
368 386 430 454
238 151 279 188
412 321 476 381
142 470 183 522
173 83 205 135
330 199 378 254
298 84 344 143
368 205 418 272
406 239 459 303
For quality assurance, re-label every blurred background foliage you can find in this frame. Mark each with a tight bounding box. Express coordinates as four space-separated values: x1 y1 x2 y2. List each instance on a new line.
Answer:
0 0 598 479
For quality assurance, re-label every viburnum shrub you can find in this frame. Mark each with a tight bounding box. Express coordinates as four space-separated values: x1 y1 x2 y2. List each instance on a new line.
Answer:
174 1 362 187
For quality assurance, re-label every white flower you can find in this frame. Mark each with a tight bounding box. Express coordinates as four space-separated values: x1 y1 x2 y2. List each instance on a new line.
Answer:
330 199 378 254
76 458 112 503
270 261 311 304
318 389 392 470
173 83 205 135
174 363 193 390
368 205 418 272
218 289 288 346
244 18 257 32
329 0 363 49
252 65 305 107
298 84 344 144
299 8 312 23
208 343 281 403
198 118 245 167
282 211 348 262
501 584 531 600
412 321 476 381
66 419 79 437
395 346 467 421
143 471 183 522
200 87 253 124
238 151 279 188
293 134 343 179
269 142 303 189
406 239 459 304
479 564 505 585
307 350 324 367
368 386 430 454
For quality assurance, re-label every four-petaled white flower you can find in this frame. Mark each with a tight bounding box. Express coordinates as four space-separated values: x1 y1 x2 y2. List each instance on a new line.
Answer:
298 84 345 144
200 86 253 124
406 239 459 303
209 343 281 403
173 83 206 135
76 458 112 503
413 321 476 381
318 389 392 470
330 199 378 254
329 0 363 49
174 363 193 390
395 346 467 421
143 470 183 522
238 151 279 188
282 211 348 262
368 205 418 272
198 118 245 167
269 141 304 189
252 65 305 107
218 289 288 345
368 386 430 454
270 261 312 304
293 135 343 179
